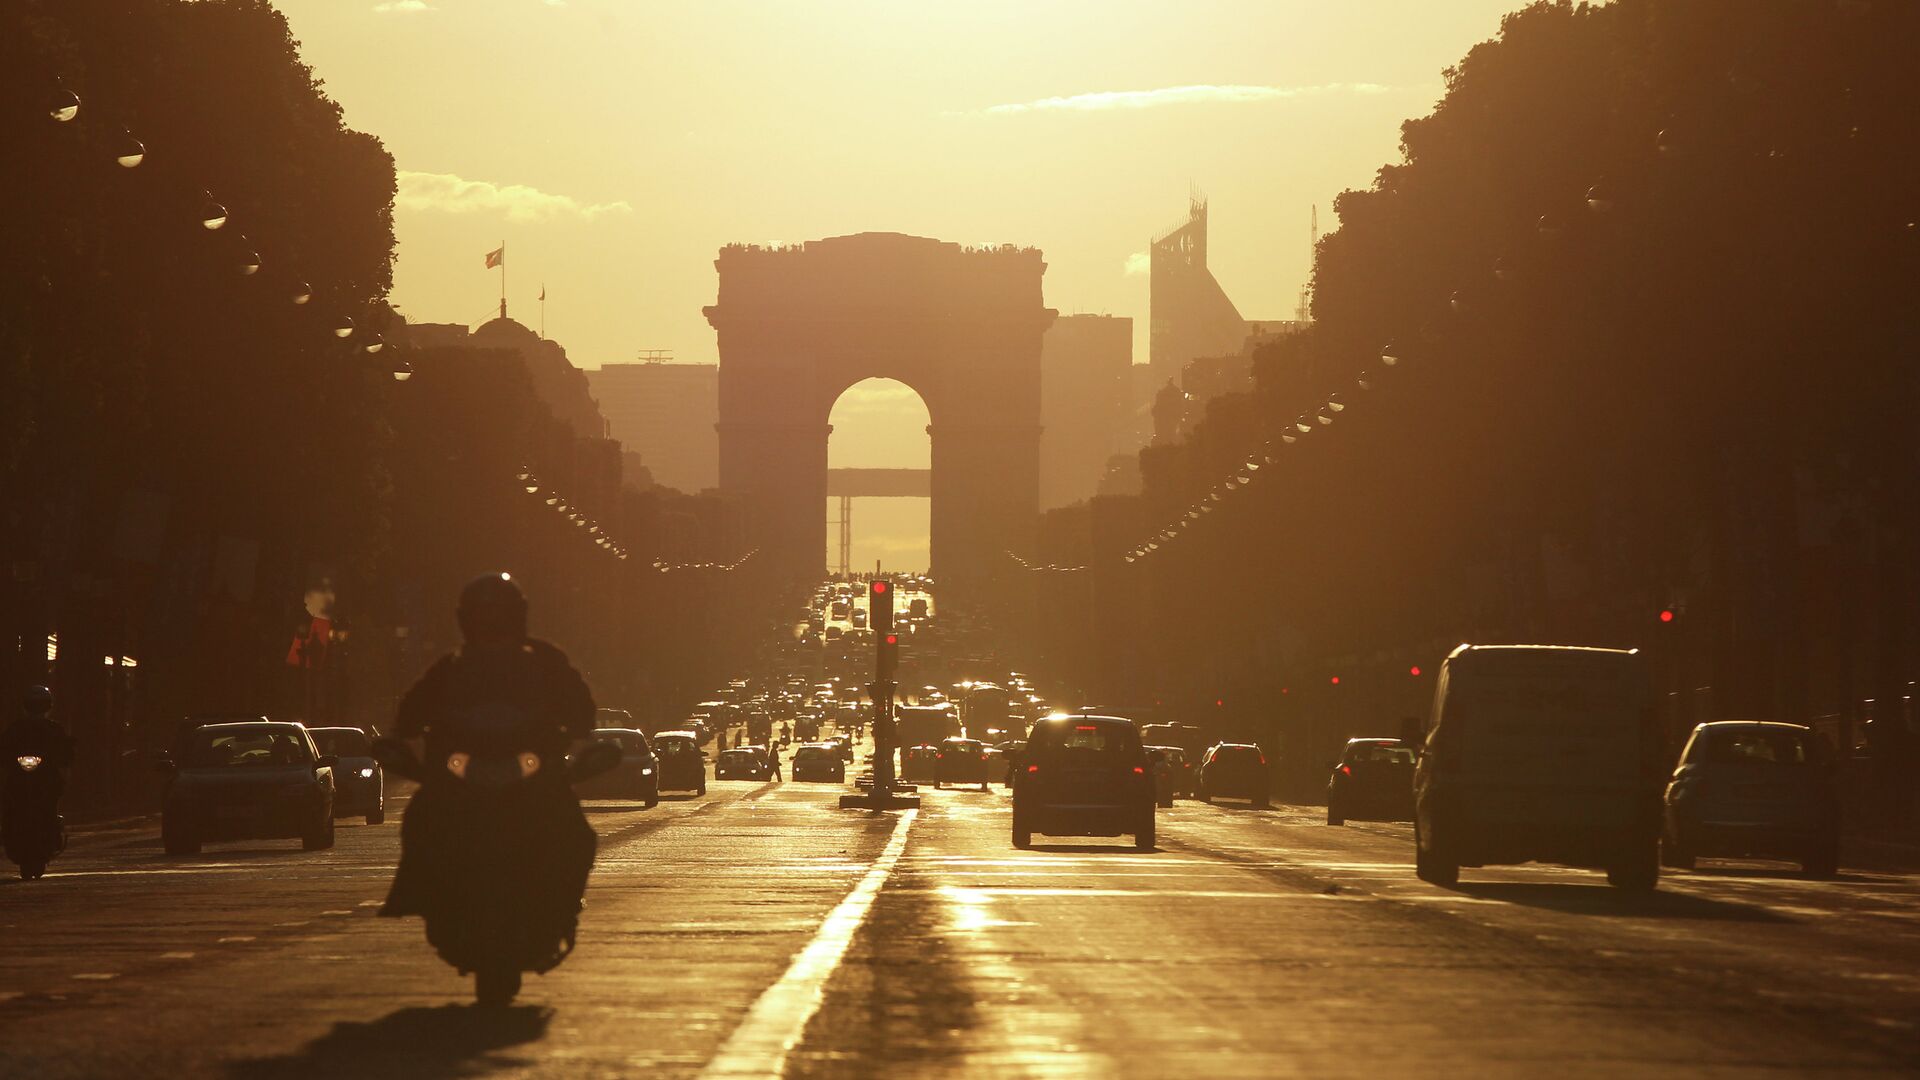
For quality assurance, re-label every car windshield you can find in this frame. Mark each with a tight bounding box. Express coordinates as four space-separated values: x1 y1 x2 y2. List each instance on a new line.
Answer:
595 732 646 752
795 748 827 762
1349 743 1415 765
655 738 697 755
1035 720 1139 757
721 751 755 762
1212 746 1262 764
1700 728 1811 766
187 729 309 768
309 729 370 757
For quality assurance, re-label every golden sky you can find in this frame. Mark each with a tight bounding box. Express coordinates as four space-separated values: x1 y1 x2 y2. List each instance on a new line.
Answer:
277 0 1523 369
275 0 1526 571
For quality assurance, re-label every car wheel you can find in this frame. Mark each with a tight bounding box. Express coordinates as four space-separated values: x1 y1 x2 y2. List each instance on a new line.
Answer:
1135 816 1156 852
1012 824 1032 849
1327 806 1345 826
475 967 521 1008
1605 845 1660 893
1802 841 1839 879
366 809 386 826
1252 793 1271 810
1414 821 1458 888
696 782 707 796
302 815 336 851
645 793 659 809
1659 835 1695 871
162 820 200 856
1158 796 1174 809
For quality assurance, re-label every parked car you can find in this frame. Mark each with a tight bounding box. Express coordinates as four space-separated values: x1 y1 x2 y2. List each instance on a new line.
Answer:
900 744 941 783
934 737 991 790
1326 738 1416 825
308 726 384 824
159 722 336 854
1663 720 1839 877
1011 714 1155 851
791 744 846 783
1414 644 1663 891
652 731 707 796
1196 743 1271 807
581 728 659 807
716 747 775 781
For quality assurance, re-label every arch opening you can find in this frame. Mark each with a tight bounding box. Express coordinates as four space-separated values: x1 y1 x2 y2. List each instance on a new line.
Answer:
826 378 930 575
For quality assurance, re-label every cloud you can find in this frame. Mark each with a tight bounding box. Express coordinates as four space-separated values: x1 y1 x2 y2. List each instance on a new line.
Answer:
1124 251 1150 276
372 0 433 12
395 170 632 223
978 83 1390 116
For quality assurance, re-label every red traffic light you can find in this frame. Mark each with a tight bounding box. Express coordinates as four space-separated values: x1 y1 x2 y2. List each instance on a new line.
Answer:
871 581 888 594
884 634 898 646
1659 609 1675 623
1409 666 1422 677
1330 676 1341 686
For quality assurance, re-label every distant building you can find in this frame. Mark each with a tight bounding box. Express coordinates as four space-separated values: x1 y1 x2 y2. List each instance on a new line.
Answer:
404 317 608 442
1149 199 1253 386
1040 314 1132 510
588 362 720 494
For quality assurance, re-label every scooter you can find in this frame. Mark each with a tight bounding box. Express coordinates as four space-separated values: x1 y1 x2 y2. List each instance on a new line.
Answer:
4 752 67 880
373 726 619 1007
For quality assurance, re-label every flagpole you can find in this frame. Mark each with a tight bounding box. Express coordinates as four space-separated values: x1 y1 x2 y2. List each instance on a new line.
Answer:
499 240 507 319
540 285 546 339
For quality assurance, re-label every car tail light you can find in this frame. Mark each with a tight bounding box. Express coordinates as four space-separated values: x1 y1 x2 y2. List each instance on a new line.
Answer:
1338 764 1352 776
1258 754 1267 767
1132 766 1145 775
981 752 990 760
1076 725 1097 731
1026 764 1039 774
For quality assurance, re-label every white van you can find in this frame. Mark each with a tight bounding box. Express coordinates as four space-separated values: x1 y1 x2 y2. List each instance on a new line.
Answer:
1413 644 1663 891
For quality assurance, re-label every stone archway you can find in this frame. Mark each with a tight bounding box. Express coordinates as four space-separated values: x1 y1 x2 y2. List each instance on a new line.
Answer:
704 232 1055 592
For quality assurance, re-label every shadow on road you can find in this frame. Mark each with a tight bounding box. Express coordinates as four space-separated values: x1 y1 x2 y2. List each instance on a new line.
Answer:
1026 843 1158 854
227 1004 551 1080
1455 881 1793 922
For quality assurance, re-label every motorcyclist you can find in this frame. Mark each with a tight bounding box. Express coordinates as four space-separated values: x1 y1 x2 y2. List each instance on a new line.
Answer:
2 686 74 803
3 686 74 878
381 574 597 985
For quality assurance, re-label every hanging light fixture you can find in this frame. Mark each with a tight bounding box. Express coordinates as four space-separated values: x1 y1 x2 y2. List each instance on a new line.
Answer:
291 282 313 305
390 357 413 382
363 334 385 355
48 87 80 123
332 315 355 339
237 245 261 276
1585 177 1615 214
114 131 145 168
200 195 229 230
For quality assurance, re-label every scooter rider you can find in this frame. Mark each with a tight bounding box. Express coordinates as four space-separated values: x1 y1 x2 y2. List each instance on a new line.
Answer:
381 574 597 956
2 686 74 802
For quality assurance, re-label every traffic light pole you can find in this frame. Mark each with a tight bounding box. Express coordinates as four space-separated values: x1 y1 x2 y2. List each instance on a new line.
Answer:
840 578 920 810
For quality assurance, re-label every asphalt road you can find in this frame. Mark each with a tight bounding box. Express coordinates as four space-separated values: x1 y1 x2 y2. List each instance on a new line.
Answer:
5 771 1920 1077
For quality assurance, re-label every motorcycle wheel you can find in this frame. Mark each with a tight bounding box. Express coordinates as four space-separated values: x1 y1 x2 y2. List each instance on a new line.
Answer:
475 967 521 1008
20 861 46 880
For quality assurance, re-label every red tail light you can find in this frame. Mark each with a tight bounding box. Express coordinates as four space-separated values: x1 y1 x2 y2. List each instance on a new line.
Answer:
1026 764 1039 774
981 752 989 760
1258 754 1267 767
1338 764 1352 776
1132 766 1145 775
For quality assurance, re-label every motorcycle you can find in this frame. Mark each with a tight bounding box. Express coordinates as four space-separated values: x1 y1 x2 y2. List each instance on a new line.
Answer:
373 721 620 1007
4 751 67 880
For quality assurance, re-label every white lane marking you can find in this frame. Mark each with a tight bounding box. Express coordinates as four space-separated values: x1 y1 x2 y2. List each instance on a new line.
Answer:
699 809 916 1079
159 951 195 960
217 936 256 944
71 973 118 981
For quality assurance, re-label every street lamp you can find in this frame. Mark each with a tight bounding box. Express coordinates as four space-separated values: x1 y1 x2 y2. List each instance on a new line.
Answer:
390 357 413 382
1381 343 1400 367
331 315 354 339
114 131 145 168
363 334 385 354
200 195 228 230
48 88 80 123
237 244 261 276
291 282 312 305
1585 178 1615 214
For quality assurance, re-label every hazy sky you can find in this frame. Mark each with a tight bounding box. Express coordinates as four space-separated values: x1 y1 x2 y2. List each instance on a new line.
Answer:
274 0 1524 570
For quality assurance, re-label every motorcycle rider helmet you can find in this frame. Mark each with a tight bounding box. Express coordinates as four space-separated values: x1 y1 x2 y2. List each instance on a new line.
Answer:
457 573 528 643
23 685 53 716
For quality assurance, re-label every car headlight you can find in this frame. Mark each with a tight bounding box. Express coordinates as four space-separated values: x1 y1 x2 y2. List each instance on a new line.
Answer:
640 768 654 775
15 755 43 772
446 752 470 779
518 752 541 778
358 767 376 779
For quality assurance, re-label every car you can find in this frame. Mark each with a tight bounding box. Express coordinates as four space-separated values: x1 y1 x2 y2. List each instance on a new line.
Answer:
824 734 855 763
993 740 1026 787
934 737 991 790
900 743 941 783
582 729 659 807
716 747 775 781
1196 743 1271 807
1011 714 1155 851
1414 644 1663 892
1144 745 1193 801
1143 746 1187 807
651 731 707 796
1326 738 1417 825
159 722 336 854
308 725 384 824
1663 721 1839 877
791 744 847 783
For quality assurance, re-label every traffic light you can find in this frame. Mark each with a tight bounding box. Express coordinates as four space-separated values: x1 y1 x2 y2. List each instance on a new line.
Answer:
872 579 897 680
